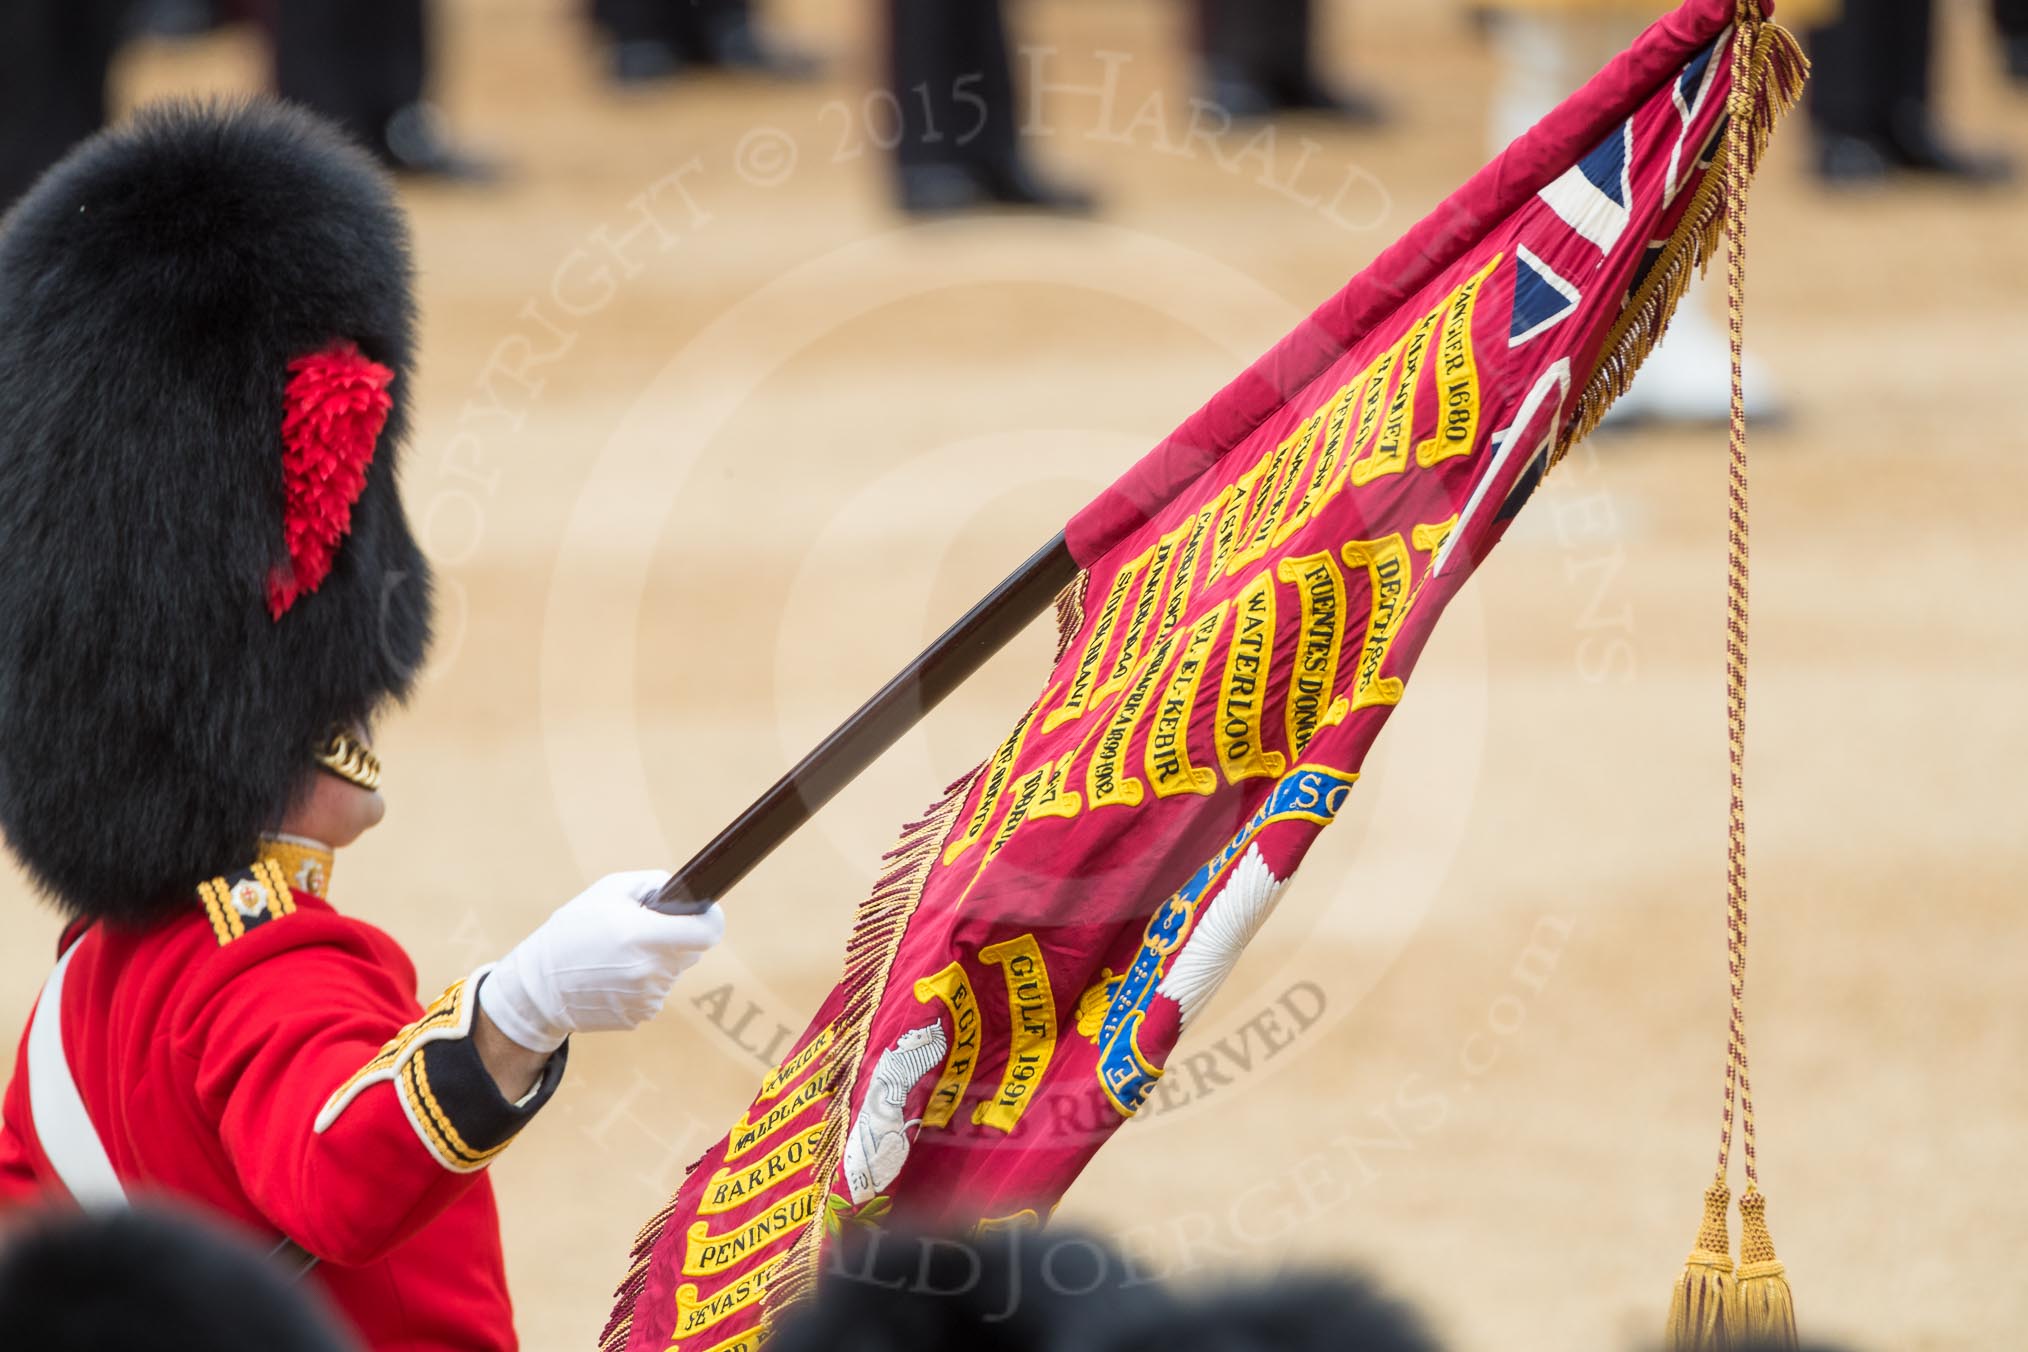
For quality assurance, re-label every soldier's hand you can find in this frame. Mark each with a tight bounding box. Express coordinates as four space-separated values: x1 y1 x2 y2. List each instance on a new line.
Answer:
476 871 725 1055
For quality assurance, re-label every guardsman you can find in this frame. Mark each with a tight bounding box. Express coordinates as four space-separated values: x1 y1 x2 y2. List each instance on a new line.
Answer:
1804 0 2013 183
888 0 1095 215
1194 0 1385 122
0 0 128 206
274 0 496 179
0 101 723 1350
592 0 823 85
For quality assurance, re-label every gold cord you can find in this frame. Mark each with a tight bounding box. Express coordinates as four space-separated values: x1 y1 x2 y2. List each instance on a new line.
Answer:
1717 0 1758 1196
1669 9 1810 1346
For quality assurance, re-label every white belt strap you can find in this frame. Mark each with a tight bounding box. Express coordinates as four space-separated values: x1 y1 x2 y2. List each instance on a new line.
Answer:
25 944 128 1208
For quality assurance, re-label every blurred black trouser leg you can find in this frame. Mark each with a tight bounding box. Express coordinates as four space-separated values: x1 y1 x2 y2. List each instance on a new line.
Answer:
1809 0 2011 178
1997 0 2028 80
667 0 751 60
593 0 653 43
596 0 749 57
275 0 428 152
890 0 1019 173
1807 0 1931 143
0 0 127 206
2000 0 2028 87
601 0 817 81
1197 0 1312 106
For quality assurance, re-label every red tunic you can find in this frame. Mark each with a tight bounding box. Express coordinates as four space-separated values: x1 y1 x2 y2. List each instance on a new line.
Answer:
0 859 562 1351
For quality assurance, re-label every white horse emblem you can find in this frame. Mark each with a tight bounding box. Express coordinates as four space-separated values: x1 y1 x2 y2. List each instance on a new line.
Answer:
842 1021 949 1203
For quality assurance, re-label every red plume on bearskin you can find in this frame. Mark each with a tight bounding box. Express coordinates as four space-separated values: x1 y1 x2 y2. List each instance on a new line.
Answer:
270 342 395 620
0 100 433 921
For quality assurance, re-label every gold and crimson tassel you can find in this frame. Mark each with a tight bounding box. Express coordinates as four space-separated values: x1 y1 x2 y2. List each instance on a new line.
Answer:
1664 6 1805 1349
1665 1180 1740 1352
1736 1189 1797 1347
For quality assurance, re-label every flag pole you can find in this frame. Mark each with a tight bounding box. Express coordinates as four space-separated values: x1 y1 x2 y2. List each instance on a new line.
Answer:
647 534 1080 915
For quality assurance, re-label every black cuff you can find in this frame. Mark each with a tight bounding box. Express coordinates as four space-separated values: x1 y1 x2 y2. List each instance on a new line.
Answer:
313 968 570 1174
412 1028 568 1169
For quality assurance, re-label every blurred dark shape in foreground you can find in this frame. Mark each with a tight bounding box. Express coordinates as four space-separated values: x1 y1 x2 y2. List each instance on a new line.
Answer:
0 1206 358 1352
766 1223 1437 1352
766 1223 1885 1352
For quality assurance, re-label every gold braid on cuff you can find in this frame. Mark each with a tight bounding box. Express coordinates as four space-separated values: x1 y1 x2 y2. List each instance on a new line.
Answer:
315 727 383 792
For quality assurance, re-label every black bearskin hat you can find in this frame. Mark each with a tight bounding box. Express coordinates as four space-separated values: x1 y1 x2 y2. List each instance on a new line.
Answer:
0 100 433 923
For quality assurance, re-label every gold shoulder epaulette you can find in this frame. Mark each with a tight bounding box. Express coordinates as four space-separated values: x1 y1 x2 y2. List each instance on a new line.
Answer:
196 860 299 947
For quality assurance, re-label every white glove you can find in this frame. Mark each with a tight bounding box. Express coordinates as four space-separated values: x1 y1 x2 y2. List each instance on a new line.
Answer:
477 870 725 1055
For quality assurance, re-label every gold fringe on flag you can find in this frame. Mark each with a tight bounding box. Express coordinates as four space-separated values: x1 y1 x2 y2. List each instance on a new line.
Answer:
1660 6 1807 1350
596 764 983 1352
601 547 1083 1350
1559 6 1808 460
1053 570 1091 662
745 565 1100 1330
756 764 982 1324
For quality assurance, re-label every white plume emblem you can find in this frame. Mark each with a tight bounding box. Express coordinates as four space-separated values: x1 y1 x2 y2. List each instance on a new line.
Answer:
1156 845 1290 1028
843 1020 949 1204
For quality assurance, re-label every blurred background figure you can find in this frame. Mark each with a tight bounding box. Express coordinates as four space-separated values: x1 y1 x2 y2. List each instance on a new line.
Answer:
1479 0 1832 158
273 0 495 179
1807 0 2016 183
0 1207 358 1352
2002 0 2028 84
0 0 127 206
889 0 1094 216
1194 0 1386 123
1474 0 1830 423
591 0 823 87
131 0 495 180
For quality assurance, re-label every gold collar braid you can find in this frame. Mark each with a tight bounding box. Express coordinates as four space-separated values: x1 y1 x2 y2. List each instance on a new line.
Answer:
258 834 335 898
